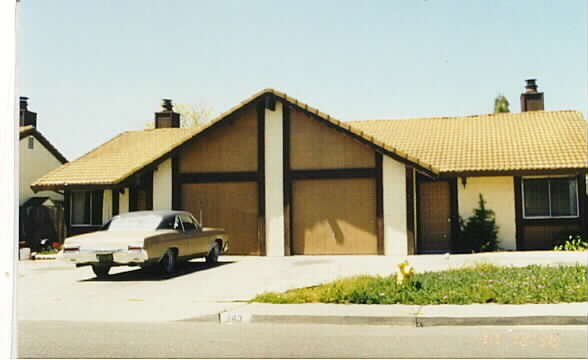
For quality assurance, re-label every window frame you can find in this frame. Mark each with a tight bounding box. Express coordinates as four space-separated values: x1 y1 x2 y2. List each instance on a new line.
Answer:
521 176 579 219
70 190 103 226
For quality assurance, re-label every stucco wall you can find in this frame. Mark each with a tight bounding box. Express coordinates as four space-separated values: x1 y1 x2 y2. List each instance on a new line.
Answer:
102 190 113 222
153 158 173 210
457 176 516 250
19 136 64 205
383 156 408 256
264 102 285 256
119 188 129 214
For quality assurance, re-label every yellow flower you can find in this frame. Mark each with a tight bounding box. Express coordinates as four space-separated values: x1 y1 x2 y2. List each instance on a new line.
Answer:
396 260 415 285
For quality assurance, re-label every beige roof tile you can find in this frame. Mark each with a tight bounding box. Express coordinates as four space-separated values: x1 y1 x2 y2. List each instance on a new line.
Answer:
32 128 199 190
349 110 587 174
32 90 588 191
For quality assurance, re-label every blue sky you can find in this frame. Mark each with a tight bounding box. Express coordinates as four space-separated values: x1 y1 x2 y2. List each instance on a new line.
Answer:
18 1 587 160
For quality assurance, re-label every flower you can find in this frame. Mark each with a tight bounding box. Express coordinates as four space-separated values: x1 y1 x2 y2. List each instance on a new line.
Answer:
537 285 546 289
443 296 448 299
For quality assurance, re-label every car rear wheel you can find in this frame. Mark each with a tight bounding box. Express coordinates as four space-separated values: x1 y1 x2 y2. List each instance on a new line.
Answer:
91 264 111 278
161 249 177 275
206 243 219 264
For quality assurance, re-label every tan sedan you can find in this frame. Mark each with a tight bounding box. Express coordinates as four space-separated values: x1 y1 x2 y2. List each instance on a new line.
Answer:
60 210 229 278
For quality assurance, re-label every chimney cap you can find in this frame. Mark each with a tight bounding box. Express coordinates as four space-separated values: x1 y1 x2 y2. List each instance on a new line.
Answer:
161 98 173 111
525 79 539 93
19 96 29 108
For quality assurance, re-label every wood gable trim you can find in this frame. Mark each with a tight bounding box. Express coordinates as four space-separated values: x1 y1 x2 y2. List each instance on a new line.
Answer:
21 128 68 164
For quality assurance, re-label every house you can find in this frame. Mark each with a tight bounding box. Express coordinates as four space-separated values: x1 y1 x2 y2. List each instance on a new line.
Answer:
31 80 587 255
19 97 68 251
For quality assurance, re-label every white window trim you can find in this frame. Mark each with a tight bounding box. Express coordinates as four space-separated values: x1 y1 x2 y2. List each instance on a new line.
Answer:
70 190 97 226
521 176 580 219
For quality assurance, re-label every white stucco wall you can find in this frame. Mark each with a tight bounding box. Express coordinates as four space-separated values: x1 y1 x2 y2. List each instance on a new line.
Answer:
153 158 173 210
264 101 285 256
119 188 129 214
382 156 408 256
19 136 64 205
102 189 113 222
457 176 516 250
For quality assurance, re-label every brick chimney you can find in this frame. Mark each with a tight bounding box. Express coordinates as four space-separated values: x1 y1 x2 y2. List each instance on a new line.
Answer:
154 98 180 128
520 79 544 112
19 96 37 127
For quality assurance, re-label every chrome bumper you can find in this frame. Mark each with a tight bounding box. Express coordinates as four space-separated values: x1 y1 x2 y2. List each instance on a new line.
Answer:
59 248 149 265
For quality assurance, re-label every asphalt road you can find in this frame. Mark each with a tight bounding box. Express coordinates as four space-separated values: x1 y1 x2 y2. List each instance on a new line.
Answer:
18 321 587 359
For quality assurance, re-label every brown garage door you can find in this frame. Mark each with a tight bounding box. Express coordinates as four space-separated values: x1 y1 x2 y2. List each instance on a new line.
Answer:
181 182 259 255
292 178 377 255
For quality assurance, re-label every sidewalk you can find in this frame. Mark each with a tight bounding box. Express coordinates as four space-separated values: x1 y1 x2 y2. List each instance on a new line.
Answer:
186 302 588 327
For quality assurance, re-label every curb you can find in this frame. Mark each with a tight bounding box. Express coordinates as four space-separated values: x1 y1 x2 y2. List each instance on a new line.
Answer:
185 305 588 327
211 313 587 327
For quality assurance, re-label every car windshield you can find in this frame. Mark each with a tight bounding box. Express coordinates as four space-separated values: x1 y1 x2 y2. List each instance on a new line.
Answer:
107 215 163 232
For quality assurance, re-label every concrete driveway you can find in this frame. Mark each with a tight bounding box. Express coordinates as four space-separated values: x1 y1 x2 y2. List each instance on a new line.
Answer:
17 251 586 322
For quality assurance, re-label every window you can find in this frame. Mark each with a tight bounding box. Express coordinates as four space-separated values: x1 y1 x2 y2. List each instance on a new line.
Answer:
179 215 200 232
71 190 103 225
27 137 34 150
523 177 578 218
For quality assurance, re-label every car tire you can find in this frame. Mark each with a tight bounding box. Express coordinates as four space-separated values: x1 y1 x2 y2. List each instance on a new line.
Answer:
91 264 111 278
206 243 219 264
161 249 177 275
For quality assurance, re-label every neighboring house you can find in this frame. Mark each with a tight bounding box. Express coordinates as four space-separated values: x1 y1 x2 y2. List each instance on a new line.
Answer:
19 97 68 250
31 80 587 256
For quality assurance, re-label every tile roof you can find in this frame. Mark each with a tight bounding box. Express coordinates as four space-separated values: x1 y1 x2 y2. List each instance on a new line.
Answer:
349 110 587 175
31 90 588 191
32 128 199 190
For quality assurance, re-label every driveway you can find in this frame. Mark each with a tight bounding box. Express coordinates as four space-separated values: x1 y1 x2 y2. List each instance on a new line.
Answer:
17 251 586 322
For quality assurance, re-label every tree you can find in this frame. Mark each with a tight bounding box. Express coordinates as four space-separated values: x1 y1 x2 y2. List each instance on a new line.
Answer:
146 102 214 128
174 103 214 128
494 95 510 113
460 194 500 252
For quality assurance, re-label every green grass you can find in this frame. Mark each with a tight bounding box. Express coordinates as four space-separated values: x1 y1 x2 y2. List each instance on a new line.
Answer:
252 264 587 305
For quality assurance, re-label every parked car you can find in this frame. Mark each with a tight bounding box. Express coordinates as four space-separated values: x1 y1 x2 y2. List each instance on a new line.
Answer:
59 210 229 278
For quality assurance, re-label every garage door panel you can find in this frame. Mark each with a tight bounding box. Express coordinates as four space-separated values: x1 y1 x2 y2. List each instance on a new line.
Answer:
292 178 377 255
181 182 259 255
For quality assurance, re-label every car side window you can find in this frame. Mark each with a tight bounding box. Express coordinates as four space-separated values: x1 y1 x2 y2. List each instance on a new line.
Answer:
158 217 175 230
180 215 198 232
173 216 184 232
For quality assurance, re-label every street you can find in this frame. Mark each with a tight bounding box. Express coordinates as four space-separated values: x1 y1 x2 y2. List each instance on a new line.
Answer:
18 321 587 358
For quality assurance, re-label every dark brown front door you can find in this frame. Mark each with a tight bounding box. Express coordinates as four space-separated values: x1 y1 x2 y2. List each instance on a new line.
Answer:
418 180 451 253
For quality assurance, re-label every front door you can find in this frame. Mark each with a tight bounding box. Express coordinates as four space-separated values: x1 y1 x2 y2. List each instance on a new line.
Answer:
418 179 451 253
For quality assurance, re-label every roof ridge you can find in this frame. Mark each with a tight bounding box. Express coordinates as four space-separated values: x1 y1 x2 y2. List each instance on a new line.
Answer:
349 109 584 124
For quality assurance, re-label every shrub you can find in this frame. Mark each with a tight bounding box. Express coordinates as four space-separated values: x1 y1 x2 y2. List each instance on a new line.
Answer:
554 235 587 251
460 194 499 252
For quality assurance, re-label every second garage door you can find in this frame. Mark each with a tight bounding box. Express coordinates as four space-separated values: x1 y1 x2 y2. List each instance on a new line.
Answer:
181 182 260 255
292 178 378 255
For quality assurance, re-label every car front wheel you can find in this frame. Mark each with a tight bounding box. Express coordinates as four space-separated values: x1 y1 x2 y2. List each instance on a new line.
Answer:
206 243 219 264
91 264 111 278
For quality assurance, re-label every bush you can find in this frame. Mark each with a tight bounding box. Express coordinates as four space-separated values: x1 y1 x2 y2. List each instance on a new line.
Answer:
554 235 587 251
460 194 499 252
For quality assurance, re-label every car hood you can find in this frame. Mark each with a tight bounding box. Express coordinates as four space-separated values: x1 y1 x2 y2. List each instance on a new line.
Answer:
64 230 173 249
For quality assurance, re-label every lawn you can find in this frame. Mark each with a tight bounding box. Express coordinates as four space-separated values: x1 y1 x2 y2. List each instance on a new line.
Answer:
252 264 587 305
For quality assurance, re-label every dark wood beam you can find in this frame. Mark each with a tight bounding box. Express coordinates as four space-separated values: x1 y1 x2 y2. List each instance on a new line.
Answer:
290 168 376 180
257 100 266 256
375 153 384 255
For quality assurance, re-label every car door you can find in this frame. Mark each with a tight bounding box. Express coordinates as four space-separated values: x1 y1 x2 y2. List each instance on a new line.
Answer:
179 214 207 255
